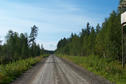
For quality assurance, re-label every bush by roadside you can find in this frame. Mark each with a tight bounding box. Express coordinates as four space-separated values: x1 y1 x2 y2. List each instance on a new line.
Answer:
0 56 42 84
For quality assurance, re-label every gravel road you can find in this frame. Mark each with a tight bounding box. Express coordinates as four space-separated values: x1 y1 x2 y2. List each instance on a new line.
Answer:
30 55 89 84
11 55 112 84
11 55 89 84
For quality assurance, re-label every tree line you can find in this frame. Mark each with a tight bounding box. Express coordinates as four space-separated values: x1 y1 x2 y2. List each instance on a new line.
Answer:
56 10 126 63
0 25 44 64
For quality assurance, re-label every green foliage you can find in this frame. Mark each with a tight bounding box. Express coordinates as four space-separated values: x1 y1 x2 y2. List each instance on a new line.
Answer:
56 10 122 61
0 56 42 84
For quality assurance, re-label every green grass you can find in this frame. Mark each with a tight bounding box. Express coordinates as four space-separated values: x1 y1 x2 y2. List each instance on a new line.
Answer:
59 55 126 84
0 56 43 84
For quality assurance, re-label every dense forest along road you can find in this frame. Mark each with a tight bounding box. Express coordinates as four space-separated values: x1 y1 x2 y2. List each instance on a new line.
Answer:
12 55 89 84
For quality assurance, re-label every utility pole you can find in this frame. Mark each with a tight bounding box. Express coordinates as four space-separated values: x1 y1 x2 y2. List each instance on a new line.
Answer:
122 25 124 68
119 0 126 68
121 14 126 68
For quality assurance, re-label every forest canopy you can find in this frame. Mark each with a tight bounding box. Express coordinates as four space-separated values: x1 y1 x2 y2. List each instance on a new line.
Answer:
56 10 123 62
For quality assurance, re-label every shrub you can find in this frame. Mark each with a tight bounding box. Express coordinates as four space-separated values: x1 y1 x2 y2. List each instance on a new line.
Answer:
0 56 42 84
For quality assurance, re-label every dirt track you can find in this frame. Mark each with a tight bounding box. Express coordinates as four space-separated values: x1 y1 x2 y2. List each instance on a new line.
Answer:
11 55 112 84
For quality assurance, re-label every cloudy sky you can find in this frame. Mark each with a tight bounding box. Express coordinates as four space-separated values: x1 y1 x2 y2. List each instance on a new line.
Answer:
0 0 119 50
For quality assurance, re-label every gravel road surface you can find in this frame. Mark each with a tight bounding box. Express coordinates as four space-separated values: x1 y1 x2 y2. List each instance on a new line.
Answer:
30 55 89 84
11 55 112 84
12 55 89 84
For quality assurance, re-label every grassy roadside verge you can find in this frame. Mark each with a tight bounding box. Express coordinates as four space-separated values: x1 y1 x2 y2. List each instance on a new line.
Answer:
58 54 126 84
0 56 43 84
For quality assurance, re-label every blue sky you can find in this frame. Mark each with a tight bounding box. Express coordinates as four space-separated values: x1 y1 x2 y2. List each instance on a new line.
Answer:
0 0 119 50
